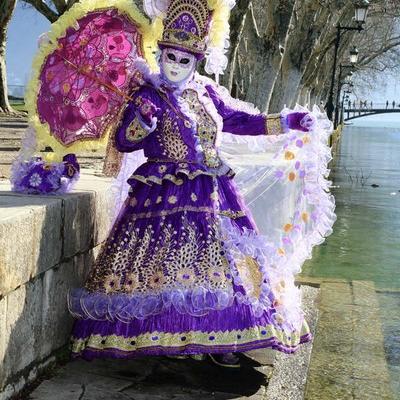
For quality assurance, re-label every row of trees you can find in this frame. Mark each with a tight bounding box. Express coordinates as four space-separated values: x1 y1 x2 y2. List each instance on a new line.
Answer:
222 0 400 112
0 0 399 114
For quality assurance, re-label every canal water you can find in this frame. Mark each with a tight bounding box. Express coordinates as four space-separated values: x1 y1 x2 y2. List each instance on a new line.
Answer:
300 117 400 397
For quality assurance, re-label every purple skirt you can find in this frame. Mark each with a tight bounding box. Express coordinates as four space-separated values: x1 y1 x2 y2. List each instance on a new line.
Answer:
69 164 312 359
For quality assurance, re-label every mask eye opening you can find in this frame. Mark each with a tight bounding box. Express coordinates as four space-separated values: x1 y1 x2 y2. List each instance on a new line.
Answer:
180 58 190 65
167 53 176 61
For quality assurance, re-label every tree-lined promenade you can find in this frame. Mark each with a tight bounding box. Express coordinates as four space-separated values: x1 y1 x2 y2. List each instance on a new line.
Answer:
1 0 400 118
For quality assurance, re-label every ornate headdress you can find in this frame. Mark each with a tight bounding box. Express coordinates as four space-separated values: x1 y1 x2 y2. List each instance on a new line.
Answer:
144 0 236 75
158 0 211 56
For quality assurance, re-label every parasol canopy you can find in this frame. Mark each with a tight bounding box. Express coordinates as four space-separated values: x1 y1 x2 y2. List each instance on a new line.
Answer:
36 8 143 148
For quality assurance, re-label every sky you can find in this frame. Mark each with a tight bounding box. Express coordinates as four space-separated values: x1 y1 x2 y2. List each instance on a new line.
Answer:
5 2 400 125
6 4 50 89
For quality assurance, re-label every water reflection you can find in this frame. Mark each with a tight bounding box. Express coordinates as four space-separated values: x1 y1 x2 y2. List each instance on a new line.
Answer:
300 125 400 396
302 125 400 289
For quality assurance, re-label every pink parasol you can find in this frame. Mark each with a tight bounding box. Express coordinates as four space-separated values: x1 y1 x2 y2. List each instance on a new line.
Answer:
37 8 144 147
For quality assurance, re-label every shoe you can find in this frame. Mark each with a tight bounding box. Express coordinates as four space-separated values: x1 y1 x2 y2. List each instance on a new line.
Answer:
208 353 241 368
189 354 206 361
166 354 189 360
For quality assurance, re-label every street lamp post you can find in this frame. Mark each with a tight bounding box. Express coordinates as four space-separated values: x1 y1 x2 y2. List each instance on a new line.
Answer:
334 47 359 128
335 72 354 128
340 88 352 125
325 0 369 123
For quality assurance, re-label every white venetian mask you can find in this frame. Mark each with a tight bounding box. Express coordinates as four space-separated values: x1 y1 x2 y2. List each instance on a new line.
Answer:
160 48 197 85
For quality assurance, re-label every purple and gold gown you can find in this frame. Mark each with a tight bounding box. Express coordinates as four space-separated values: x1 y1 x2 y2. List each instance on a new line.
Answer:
68 72 313 360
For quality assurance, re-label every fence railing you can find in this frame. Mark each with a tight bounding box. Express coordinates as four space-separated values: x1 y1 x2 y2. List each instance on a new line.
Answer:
344 102 400 111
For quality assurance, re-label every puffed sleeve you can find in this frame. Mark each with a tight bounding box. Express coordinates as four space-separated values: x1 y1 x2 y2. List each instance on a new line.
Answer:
115 86 159 152
205 83 284 136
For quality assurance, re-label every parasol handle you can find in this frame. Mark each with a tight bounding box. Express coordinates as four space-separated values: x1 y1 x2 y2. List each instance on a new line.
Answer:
62 57 134 102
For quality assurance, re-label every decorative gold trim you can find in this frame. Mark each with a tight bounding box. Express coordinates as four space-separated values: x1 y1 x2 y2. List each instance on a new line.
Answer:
126 116 151 143
266 113 282 136
158 39 206 54
219 210 246 219
129 169 216 186
124 205 246 221
71 321 311 355
181 89 221 168
127 205 215 219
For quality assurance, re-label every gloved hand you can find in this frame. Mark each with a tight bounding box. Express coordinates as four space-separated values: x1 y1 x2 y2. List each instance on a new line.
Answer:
137 97 159 126
281 111 316 133
62 153 80 179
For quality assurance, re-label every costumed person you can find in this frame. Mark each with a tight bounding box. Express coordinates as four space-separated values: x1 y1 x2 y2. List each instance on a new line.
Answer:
10 0 336 368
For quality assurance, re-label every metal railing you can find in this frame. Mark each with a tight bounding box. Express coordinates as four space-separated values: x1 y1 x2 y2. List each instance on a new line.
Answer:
342 101 400 122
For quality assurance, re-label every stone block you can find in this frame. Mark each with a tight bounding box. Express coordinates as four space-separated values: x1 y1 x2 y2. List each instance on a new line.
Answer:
61 190 112 259
92 186 115 245
1 279 43 390
352 280 379 308
0 296 7 389
0 249 98 393
39 251 96 359
319 282 352 311
353 379 394 400
304 372 354 400
0 194 62 296
29 383 85 400
62 192 96 259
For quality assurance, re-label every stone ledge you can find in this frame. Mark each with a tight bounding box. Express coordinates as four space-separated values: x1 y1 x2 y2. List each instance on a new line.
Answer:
304 280 394 400
0 170 114 297
0 169 115 396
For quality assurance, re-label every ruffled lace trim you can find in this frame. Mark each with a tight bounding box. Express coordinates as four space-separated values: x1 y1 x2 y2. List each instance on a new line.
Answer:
127 160 234 186
68 286 236 321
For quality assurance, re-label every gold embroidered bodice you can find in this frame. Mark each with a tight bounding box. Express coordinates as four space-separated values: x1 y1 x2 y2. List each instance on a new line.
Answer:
181 88 222 168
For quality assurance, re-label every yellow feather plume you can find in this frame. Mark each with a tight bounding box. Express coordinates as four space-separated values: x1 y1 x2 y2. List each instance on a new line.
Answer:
26 0 162 160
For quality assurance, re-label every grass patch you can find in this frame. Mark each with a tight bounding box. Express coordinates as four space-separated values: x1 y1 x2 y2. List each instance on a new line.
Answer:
12 103 27 112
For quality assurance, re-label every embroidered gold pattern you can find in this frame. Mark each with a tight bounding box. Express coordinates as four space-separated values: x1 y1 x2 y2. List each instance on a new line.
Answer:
159 112 189 159
126 205 214 220
85 216 231 294
126 117 150 143
266 113 282 136
219 210 246 219
236 256 263 300
191 193 198 202
129 169 216 186
123 273 140 294
168 195 178 204
104 275 121 294
181 89 221 168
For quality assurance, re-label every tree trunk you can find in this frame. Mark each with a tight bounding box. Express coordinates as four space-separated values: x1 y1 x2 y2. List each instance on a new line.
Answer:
220 0 250 92
244 0 296 111
297 2 355 108
220 1 296 111
267 0 333 112
0 0 17 114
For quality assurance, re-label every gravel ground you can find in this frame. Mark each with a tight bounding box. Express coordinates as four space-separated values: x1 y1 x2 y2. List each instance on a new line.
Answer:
265 285 319 400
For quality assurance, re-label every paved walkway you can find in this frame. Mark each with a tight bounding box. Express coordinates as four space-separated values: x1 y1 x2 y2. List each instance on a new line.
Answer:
299 279 394 400
0 116 105 179
25 280 396 399
27 287 319 400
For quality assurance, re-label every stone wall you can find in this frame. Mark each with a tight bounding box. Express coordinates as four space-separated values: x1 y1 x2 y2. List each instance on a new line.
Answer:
0 171 114 399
